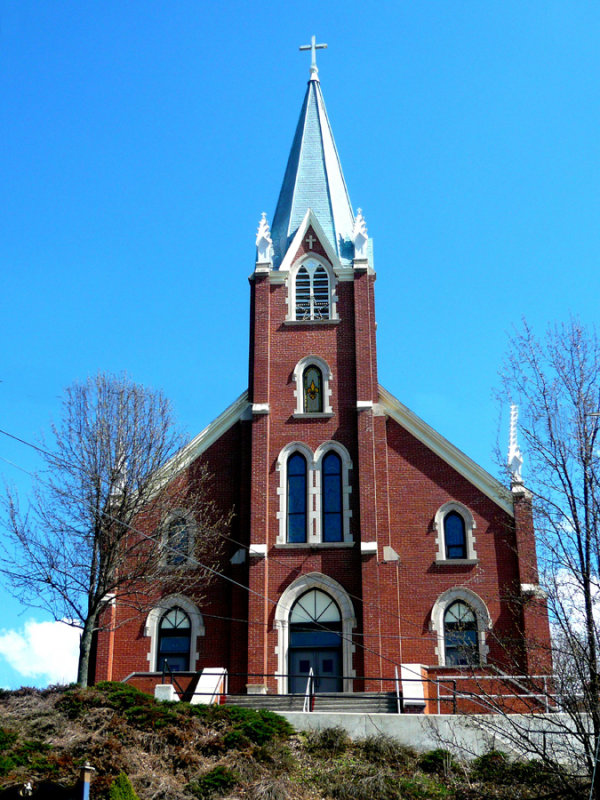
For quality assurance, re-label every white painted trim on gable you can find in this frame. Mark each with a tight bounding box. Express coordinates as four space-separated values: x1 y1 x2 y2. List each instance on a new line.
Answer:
378 385 513 516
278 209 342 274
147 392 250 498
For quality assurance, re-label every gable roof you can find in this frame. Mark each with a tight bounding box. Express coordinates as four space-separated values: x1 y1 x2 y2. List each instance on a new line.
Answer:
379 385 513 516
149 391 250 497
155 386 512 517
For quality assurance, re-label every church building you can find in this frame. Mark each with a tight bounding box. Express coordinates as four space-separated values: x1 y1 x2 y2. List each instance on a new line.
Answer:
94 42 552 711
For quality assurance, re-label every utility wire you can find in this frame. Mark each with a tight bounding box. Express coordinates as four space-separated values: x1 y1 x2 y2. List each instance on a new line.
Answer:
0 427 523 712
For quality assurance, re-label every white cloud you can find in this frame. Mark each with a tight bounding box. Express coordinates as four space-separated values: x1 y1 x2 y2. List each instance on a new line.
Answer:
0 619 80 687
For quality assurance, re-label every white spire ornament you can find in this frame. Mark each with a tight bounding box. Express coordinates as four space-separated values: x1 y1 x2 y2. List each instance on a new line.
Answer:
507 404 524 484
352 208 369 262
255 212 273 270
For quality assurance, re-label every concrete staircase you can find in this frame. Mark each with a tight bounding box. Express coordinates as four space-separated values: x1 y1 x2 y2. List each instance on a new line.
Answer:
224 692 398 714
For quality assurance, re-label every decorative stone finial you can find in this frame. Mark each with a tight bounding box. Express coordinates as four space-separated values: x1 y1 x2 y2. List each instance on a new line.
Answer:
508 404 524 484
255 212 273 268
299 35 327 81
352 208 369 261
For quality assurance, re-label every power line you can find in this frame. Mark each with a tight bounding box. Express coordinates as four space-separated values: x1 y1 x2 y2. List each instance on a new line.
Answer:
0 427 506 711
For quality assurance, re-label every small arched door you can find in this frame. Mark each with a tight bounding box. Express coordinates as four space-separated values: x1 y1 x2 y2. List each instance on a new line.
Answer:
288 589 342 693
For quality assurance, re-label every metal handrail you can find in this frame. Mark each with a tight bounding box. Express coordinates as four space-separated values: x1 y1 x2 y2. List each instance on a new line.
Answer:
303 668 314 713
161 660 185 699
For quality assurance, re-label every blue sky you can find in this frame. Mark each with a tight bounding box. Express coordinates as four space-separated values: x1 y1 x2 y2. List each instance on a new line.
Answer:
1 2 599 688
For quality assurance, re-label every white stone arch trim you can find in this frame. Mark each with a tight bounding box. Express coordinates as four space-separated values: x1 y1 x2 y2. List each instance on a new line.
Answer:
430 587 491 666
286 253 339 322
274 572 356 694
276 442 316 544
293 355 334 415
314 441 353 543
161 507 197 567
144 594 205 672
433 501 477 562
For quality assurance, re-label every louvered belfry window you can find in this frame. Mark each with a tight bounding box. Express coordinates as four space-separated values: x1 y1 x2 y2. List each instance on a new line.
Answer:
294 261 330 320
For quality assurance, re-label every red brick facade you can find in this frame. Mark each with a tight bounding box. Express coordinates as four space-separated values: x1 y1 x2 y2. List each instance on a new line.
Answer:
93 218 552 704
93 75 552 711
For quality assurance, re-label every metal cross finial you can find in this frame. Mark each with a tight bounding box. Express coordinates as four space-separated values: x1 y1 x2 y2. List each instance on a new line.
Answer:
299 35 327 80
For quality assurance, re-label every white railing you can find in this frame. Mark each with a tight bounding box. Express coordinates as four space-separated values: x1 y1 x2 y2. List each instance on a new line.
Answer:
303 668 314 713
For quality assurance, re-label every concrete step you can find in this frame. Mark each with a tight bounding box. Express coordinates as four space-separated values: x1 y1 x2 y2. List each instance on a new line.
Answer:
223 692 398 714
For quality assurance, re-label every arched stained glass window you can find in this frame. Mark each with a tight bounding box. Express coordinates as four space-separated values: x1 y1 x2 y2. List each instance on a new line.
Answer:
166 517 189 565
444 601 478 666
157 607 191 672
303 366 323 413
322 452 343 542
287 453 307 543
444 511 466 559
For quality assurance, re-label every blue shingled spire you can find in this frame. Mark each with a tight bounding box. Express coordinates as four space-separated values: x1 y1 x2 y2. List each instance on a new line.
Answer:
270 74 355 268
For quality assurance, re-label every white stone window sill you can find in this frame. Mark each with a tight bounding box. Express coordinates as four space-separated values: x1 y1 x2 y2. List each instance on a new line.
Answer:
292 412 335 419
284 319 341 326
434 558 479 566
275 541 355 549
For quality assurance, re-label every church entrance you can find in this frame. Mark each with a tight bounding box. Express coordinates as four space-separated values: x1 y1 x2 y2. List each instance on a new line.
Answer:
288 589 343 693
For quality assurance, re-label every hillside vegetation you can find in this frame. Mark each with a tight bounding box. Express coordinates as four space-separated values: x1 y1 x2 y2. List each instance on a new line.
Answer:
0 683 583 799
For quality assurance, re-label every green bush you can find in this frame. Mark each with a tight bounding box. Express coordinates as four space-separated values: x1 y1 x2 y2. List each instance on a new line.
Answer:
188 765 238 798
417 749 457 776
95 682 153 712
190 704 293 745
470 749 508 782
222 729 252 750
0 755 16 776
109 772 140 800
0 728 17 753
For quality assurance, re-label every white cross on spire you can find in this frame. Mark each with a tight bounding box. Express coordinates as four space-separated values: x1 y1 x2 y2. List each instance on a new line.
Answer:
299 35 327 81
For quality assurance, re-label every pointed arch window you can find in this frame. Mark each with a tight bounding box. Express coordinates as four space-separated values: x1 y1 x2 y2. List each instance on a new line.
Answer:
294 261 330 320
444 512 466 560
303 365 323 413
444 601 479 666
322 452 343 542
287 453 308 543
434 502 477 563
165 517 190 566
157 607 191 672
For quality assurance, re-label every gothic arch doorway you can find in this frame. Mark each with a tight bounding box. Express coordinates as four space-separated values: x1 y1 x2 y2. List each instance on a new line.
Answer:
274 573 356 694
288 589 342 693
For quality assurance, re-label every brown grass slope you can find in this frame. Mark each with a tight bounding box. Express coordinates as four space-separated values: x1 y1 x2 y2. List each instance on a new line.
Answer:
0 683 585 800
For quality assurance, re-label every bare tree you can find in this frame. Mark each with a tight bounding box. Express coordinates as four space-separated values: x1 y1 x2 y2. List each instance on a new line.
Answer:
472 317 600 796
1 372 229 687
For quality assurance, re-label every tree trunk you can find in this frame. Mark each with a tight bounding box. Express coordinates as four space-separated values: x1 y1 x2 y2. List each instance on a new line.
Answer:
77 614 97 687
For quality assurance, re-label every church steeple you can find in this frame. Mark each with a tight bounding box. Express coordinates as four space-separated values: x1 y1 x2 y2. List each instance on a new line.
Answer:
270 46 355 268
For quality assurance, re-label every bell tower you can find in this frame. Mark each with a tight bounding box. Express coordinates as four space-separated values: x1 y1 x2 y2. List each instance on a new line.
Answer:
245 40 390 694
